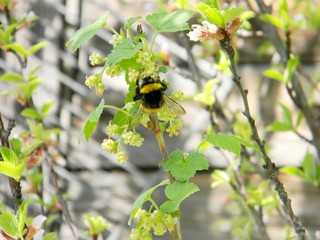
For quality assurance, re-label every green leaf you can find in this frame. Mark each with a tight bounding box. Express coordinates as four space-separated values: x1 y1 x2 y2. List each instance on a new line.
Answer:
129 179 169 225
284 54 299 84
0 147 19 166
18 199 29 233
259 14 283 28
263 69 284 82
164 150 208 182
106 38 142 66
0 201 6 213
266 121 293 132
17 78 42 101
112 109 131 128
0 24 16 45
194 79 217 106
279 167 304 178
0 211 19 237
146 10 193 32
223 8 245 24
40 102 54 117
278 0 289 29
21 140 42 156
3 43 28 58
9 138 22 157
83 215 111 235
295 111 304 128
302 152 317 182
0 162 19 181
279 103 293 128
78 99 105 143
211 170 230 188
203 0 219 9
195 3 224 27
241 10 256 21
27 42 48 56
160 182 199 213
66 12 109 52
205 134 253 155
21 108 40 119
124 16 141 30
0 73 24 83
43 233 56 240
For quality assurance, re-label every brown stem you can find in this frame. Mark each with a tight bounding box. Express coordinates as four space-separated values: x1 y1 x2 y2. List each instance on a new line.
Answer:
220 39 306 240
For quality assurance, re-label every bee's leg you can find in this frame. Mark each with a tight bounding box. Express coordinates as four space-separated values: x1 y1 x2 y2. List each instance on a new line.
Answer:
160 80 168 91
133 79 142 101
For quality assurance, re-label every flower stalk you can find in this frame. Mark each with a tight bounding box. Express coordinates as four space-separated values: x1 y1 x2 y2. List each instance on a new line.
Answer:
148 113 182 240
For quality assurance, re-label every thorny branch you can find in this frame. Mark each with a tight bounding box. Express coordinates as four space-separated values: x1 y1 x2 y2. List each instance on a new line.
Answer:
220 38 306 240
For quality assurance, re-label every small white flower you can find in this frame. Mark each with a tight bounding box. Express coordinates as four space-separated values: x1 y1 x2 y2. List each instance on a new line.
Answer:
187 24 205 41
187 21 219 42
202 21 218 34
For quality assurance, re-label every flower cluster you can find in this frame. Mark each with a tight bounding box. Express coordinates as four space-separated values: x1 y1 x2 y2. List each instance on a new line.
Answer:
166 118 183 137
170 90 185 101
105 63 122 77
128 67 140 82
109 34 124 46
89 52 103 66
136 50 155 77
188 20 225 41
187 18 242 42
85 73 105 97
101 138 118 154
130 209 175 240
122 130 144 147
101 138 129 164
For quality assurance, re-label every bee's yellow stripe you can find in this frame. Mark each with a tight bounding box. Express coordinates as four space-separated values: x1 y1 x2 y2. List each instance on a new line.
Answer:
140 83 163 94
140 105 161 113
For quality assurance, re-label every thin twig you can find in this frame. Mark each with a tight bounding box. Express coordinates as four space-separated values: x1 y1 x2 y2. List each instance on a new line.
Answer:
219 38 306 240
221 151 271 240
42 144 79 240
254 0 320 161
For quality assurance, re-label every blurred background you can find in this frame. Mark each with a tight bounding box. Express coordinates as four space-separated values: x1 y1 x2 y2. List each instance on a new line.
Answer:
0 0 320 239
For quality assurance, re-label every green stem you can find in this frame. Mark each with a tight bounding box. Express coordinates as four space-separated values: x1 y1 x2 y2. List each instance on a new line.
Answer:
104 105 131 116
148 113 181 240
150 32 159 51
149 198 160 211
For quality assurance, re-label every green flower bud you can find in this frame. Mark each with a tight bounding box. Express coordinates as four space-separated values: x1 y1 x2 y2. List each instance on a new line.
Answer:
89 52 103 66
101 139 118 154
166 118 183 137
106 64 122 77
151 211 167 236
122 131 144 147
109 34 124 46
106 122 121 136
116 149 128 164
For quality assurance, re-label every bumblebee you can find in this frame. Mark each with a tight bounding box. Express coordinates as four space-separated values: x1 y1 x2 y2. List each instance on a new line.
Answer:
129 76 186 128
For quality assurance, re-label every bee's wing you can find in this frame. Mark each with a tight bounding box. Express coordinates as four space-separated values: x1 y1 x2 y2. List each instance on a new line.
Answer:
164 95 186 115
